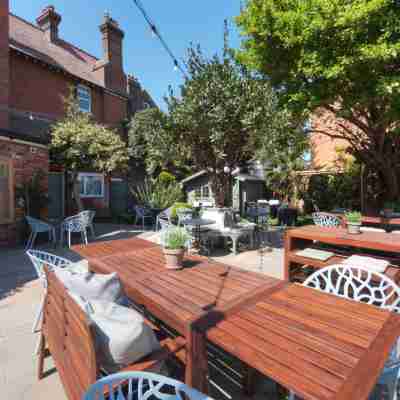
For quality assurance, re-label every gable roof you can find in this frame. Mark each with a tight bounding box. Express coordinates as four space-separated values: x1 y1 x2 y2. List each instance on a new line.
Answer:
9 13 105 88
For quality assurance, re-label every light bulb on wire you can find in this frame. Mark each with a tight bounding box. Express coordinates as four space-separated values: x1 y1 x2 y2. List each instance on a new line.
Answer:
150 24 157 38
173 60 179 72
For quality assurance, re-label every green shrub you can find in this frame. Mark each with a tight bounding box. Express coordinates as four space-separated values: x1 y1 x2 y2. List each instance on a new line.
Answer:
131 178 183 210
345 211 362 224
160 226 191 249
170 202 193 219
157 171 176 186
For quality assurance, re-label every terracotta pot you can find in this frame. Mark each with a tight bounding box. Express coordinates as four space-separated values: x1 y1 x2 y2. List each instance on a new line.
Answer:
163 248 185 270
347 222 361 235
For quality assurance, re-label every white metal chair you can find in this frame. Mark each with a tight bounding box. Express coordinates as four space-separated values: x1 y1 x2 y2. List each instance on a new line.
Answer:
26 250 72 352
25 216 56 250
81 209 96 238
83 371 213 400
135 206 154 231
177 208 194 226
301 264 400 400
312 212 341 228
60 212 88 248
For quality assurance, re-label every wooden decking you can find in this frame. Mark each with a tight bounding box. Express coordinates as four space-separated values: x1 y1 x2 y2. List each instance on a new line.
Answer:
73 237 400 400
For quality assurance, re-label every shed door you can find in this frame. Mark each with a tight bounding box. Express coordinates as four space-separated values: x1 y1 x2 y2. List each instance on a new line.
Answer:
110 178 128 216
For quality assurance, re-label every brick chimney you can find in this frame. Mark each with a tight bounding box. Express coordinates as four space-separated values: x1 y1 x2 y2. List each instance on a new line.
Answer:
0 0 10 130
95 13 126 94
36 5 61 42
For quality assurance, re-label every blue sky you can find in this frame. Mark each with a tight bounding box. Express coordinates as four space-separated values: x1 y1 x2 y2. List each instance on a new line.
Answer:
11 0 243 109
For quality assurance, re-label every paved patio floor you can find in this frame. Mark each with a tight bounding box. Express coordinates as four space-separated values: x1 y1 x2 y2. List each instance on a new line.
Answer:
0 224 285 400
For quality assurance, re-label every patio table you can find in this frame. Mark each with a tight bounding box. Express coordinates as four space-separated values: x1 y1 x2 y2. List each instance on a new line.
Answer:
207 282 400 400
72 237 400 399
284 225 400 282
72 238 282 393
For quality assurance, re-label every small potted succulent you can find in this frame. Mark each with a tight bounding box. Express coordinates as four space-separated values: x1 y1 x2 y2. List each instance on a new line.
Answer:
345 211 362 234
160 226 191 269
383 202 395 218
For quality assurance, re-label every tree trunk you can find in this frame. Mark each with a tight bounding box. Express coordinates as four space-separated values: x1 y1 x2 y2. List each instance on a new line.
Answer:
72 172 83 212
210 172 231 208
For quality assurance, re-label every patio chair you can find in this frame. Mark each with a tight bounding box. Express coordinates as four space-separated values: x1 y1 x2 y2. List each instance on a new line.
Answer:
25 216 56 250
177 208 194 226
135 205 154 231
83 371 212 400
26 250 73 334
60 213 89 248
80 209 96 238
302 264 400 400
312 212 341 228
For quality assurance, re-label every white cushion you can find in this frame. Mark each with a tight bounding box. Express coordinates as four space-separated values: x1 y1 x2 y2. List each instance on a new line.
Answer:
88 300 161 372
64 259 89 274
55 270 125 304
342 255 389 273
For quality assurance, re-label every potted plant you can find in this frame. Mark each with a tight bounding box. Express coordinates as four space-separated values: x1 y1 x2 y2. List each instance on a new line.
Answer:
345 211 362 234
160 226 191 269
383 202 395 218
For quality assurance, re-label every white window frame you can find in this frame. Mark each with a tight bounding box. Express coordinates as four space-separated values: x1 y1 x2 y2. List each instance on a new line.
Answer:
78 173 104 198
0 157 15 224
77 84 91 113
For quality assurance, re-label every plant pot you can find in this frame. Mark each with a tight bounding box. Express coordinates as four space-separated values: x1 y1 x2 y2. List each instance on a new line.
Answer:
163 248 185 270
347 222 361 235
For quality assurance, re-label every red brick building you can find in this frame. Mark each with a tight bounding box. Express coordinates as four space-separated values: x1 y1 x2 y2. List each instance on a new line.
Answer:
0 1 154 246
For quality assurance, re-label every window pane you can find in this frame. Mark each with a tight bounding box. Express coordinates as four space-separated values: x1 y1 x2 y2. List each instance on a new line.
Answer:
0 162 10 221
202 186 210 198
86 176 102 196
77 85 91 113
195 187 201 197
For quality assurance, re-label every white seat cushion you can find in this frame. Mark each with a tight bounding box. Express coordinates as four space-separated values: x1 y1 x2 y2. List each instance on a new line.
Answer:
55 270 125 304
64 259 89 274
69 296 161 372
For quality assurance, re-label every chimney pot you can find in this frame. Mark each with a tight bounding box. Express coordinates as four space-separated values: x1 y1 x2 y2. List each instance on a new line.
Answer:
36 5 61 42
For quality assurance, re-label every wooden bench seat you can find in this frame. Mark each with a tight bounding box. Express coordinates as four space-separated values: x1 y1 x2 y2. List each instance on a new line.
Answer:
38 269 186 400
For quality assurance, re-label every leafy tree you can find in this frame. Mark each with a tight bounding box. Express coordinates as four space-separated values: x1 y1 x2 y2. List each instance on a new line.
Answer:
163 33 297 207
51 92 129 211
128 108 184 175
237 0 400 204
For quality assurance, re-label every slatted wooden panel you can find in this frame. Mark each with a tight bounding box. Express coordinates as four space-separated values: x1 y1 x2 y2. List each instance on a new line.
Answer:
80 244 282 334
72 237 158 259
207 283 400 400
43 272 97 400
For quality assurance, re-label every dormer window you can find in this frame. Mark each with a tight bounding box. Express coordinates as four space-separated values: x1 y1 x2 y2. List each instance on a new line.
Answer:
77 84 91 113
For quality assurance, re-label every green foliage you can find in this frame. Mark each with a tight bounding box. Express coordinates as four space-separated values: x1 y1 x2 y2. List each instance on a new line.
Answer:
345 211 362 224
131 179 183 210
16 169 48 218
170 202 193 219
161 27 297 207
160 226 191 250
50 90 129 210
51 90 129 175
237 0 400 204
303 153 361 212
157 171 176 186
128 108 184 175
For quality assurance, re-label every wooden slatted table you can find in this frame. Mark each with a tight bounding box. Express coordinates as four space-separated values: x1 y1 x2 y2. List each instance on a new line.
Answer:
207 283 400 400
72 238 284 393
284 225 400 282
73 237 400 399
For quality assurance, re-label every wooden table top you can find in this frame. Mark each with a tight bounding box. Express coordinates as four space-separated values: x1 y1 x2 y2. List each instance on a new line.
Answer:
287 225 400 253
73 238 282 334
207 283 400 400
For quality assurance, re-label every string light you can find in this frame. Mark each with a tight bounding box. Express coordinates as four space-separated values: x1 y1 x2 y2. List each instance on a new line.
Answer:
131 0 188 78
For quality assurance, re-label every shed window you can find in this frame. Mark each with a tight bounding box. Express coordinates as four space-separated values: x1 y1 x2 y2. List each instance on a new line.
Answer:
77 84 91 113
0 158 14 223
